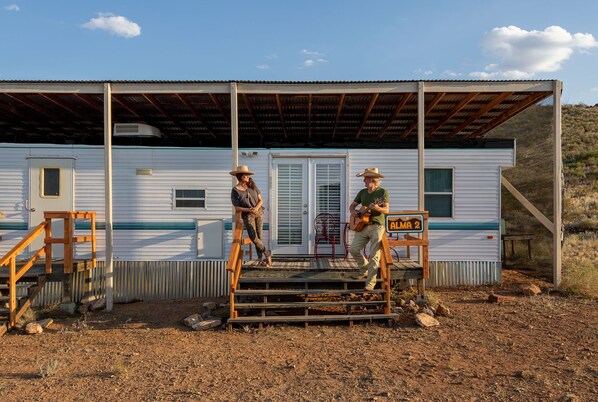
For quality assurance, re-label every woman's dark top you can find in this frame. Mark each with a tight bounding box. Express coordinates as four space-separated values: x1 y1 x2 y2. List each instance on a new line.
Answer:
231 186 262 217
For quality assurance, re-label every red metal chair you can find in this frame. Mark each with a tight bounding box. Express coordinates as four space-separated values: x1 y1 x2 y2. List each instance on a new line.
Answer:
314 213 340 260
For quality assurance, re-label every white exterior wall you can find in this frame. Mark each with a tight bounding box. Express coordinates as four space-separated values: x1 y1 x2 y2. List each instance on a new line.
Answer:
0 143 513 264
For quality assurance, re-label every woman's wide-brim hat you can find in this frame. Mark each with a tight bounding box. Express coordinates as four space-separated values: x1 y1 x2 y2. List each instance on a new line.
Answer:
229 165 255 176
356 167 385 178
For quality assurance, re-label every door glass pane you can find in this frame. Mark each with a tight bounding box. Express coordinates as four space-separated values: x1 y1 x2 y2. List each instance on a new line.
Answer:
315 164 341 242
277 164 303 245
42 168 60 197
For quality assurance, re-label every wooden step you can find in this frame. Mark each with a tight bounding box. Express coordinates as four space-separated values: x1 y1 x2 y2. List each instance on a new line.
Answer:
234 289 386 296
239 277 381 284
228 313 398 324
235 300 387 309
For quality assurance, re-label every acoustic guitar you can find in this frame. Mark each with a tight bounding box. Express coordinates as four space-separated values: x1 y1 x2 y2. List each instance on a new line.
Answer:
349 197 386 232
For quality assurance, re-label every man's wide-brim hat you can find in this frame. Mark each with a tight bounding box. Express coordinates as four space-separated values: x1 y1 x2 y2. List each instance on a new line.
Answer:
356 167 385 178
229 165 255 176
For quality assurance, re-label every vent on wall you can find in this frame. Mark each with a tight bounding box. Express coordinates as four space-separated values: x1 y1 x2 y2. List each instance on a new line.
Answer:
113 123 162 137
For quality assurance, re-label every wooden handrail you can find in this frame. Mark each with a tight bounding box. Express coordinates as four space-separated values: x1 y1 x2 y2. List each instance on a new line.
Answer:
0 222 46 267
227 212 249 323
0 211 97 329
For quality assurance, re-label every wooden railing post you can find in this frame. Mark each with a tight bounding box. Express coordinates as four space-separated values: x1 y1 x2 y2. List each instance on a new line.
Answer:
63 213 74 274
9 256 16 327
380 235 393 314
90 212 97 267
44 218 52 275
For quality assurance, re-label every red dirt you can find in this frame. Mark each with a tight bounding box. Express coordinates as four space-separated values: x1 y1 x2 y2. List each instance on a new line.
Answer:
1 270 596 401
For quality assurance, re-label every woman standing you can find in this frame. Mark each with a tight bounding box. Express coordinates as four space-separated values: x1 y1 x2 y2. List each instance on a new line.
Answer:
230 166 272 267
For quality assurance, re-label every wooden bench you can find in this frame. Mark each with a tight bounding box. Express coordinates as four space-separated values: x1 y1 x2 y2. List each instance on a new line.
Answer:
501 233 536 260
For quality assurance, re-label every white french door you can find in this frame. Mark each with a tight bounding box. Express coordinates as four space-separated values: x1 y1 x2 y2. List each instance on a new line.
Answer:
272 157 345 255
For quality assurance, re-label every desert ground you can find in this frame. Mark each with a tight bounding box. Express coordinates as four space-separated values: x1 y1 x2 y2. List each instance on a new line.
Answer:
1 270 596 402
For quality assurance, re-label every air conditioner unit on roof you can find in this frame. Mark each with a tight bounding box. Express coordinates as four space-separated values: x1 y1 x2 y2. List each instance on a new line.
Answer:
113 123 162 137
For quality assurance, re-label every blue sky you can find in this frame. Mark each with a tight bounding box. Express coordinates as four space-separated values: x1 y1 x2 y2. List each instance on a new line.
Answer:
1 0 598 104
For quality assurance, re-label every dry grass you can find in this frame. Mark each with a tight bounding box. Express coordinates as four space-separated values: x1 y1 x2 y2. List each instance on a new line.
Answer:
36 358 61 379
16 307 37 327
112 359 128 378
561 233 598 299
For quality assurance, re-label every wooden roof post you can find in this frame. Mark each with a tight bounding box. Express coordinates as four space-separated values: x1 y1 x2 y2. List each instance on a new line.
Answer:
231 82 239 218
553 80 563 287
417 81 426 292
104 82 114 312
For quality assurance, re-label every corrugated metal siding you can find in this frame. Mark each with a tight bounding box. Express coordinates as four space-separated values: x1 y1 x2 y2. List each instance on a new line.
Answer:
428 261 502 287
32 260 229 306
0 145 30 257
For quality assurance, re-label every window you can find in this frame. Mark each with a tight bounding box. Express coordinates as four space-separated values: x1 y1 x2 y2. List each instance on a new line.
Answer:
425 168 453 218
41 168 60 197
174 189 206 208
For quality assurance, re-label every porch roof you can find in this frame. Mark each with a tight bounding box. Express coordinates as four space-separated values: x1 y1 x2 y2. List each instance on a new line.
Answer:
0 80 555 148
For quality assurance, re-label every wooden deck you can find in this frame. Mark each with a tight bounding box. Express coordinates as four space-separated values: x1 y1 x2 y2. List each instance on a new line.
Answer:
244 256 423 270
242 257 424 281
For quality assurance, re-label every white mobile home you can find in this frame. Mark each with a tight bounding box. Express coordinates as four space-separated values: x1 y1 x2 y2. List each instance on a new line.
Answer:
0 80 563 304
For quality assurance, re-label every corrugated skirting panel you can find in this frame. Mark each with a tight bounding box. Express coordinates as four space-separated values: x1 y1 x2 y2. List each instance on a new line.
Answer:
427 261 501 287
33 261 229 307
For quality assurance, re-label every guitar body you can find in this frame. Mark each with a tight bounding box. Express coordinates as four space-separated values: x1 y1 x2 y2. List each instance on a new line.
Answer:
350 208 371 232
349 196 386 232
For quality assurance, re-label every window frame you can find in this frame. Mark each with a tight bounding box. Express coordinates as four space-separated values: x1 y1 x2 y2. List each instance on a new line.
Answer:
173 188 207 210
424 167 454 219
40 167 61 198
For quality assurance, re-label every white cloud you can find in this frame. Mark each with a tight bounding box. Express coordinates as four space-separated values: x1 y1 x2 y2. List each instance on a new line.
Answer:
4 4 19 11
265 54 278 59
591 87 598 92
257 64 270 70
442 70 462 77
471 25 598 79
81 13 141 38
414 68 434 76
301 49 325 57
300 49 328 68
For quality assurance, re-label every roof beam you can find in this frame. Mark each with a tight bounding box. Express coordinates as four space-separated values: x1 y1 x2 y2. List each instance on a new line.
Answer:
0 82 104 93
176 94 217 138
422 81 554 93
111 82 231 94
209 94 231 125
145 94 197 135
355 94 379 139
447 92 513 138
74 93 103 112
112 95 143 119
275 95 288 138
468 92 551 137
332 94 345 139
377 93 412 139
5 93 57 120
242 94 263 139
400 92 445 138
427 92 478 136
39 94 86 119
238 81 419 94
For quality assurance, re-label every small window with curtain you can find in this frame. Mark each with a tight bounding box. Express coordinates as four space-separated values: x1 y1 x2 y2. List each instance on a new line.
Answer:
174 189 206 209
41 167 60 197
425 168 453 218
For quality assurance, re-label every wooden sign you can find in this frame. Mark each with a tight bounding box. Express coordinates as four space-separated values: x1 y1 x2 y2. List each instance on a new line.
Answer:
386 213 424 233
